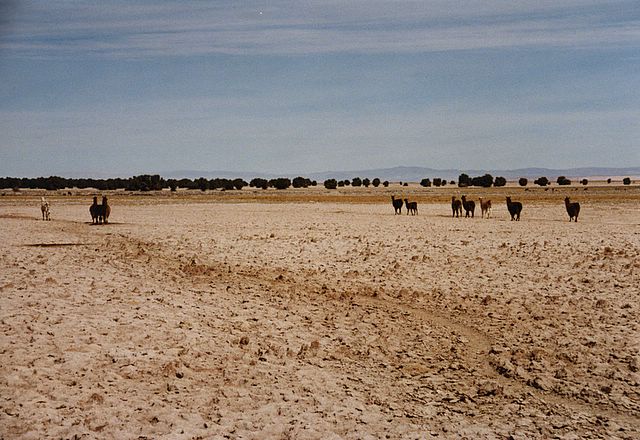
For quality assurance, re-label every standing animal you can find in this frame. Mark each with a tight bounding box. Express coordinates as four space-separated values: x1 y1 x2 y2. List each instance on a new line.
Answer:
479 197 492 218
506 197 522 221
98 196 111 224
40 197 51 221
391 195 403 215
404 199 418 215
565 197 580 222
89 196 99 224
451 196 462 218
461 195 475 218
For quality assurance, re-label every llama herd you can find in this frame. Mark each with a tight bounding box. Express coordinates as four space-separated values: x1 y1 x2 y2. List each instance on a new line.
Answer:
395 195 581 222
36 193 580 224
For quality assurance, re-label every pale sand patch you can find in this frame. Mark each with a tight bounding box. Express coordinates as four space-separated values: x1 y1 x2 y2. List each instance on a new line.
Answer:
1 196 639 439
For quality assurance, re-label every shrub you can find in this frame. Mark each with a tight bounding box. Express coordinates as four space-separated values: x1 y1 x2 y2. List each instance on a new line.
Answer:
623 177 631 185
534 176 550 186
337 180 344 187
167 179 178 191
252 178 269 189
343 180 351 186
518 177 528 186
458 173 471 187
581 178 588 185
494 176 507 187
403 182 408 186
324 179 337 189
471 174 493 187
250 178 267 188
209 178 235 191
372 178 381 187
383 181 389 187
362 178 371 187
557 176 571 185
292 176 312 188
420 178 431 187
233 178 248 190
269 178 291 190
352 177 362 187
432 178 442 187
195 177 209 191
607 178 612 184
127 174 164 191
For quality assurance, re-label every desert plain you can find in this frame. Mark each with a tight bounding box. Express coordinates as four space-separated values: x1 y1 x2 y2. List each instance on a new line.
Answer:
1 183 639 439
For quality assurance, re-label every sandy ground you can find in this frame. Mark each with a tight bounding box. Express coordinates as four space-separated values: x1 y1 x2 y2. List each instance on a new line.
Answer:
1 189 639 439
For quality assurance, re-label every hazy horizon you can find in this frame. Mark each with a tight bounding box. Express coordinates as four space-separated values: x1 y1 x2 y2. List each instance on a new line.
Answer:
1 1 639 176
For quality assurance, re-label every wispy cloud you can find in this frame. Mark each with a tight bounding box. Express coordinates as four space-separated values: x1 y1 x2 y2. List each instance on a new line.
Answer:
2 1 639 58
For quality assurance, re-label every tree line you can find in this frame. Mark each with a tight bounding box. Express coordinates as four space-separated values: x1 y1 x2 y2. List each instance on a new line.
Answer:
0 173 633 191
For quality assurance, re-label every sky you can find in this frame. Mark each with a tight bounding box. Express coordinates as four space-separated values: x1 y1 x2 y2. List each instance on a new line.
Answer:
0 0 639 177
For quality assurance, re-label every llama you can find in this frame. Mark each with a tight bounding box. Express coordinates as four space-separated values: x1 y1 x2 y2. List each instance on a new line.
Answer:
40 197 51 221
461 195 475 218
98 196 111 224
391 195 403 215
404 199 418 215
506 197 522 221
565 197 580 222
451 196 462 218
89 196 99 224
479 197 492 219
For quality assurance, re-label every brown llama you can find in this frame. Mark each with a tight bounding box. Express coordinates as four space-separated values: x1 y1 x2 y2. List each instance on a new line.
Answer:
565 197 580 222
506 196 522 221
98 196 111 224
404 199 418 215
479 197 492 218
451 196 462 218
89 196 99 224
461 195 475 218
391 195 403 215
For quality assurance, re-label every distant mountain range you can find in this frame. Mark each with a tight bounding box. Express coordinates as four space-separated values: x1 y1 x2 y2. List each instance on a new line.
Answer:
161 166 640 182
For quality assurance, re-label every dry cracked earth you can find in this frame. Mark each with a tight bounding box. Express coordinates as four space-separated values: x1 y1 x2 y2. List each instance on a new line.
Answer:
1 196 639 439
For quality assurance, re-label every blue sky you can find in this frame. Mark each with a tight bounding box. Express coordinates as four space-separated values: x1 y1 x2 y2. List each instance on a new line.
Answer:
1 0 638 177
